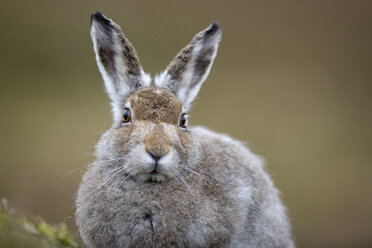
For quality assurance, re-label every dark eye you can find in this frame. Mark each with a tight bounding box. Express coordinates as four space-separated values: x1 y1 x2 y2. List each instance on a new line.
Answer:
122 108 131 123
179 113 187 127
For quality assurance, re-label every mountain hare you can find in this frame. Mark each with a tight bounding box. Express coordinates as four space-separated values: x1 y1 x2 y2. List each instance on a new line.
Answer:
75 11 294 248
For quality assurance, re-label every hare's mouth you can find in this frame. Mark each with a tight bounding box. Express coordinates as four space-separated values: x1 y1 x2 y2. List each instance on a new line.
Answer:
136 171 168 183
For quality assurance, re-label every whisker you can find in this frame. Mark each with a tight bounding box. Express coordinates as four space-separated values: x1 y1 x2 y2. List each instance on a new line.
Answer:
95 157 126 164
63 164 89 177
65 157 126 177
96 165 126 179
179 165 214 183
83 166 127 200
173 169 195 198
179 165 218 188
118 172 134 189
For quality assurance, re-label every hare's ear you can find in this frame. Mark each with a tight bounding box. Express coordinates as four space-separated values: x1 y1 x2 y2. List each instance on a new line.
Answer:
90 12 151 121
155 23 221 110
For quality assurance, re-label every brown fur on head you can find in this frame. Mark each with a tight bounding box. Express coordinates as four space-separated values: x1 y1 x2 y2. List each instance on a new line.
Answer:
128 88 183 125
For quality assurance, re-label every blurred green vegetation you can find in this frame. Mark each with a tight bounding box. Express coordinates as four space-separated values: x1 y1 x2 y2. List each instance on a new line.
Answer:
0 198 82 247
0 1 371 247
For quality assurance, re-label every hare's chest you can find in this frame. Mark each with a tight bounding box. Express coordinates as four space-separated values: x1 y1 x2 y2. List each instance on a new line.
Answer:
105 185 224 246
117 207 228 247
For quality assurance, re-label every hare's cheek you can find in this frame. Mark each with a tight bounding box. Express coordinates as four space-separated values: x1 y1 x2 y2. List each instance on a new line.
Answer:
110 128 134 155
126 143 154 170
111 122 151 153
176 130 193 159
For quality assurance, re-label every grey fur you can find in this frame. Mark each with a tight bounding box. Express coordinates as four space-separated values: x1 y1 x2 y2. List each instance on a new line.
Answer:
76 12 294 248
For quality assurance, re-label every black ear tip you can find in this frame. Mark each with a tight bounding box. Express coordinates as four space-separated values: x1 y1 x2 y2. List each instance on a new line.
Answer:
90 11 110 26
92 11 104 18
205 22 220 36
91 11 103 22
211 22 219 29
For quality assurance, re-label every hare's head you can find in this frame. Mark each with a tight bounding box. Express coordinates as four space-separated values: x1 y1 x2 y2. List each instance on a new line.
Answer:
91 12 221 182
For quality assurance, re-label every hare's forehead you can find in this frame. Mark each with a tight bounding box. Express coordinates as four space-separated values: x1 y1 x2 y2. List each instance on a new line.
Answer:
127 88 183 124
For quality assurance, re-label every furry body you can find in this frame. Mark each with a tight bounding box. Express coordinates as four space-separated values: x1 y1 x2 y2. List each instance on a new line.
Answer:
76 126 293 248
75 11 294 248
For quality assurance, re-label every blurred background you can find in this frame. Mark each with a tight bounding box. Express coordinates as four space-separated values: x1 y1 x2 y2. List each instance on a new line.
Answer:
0 0 371 247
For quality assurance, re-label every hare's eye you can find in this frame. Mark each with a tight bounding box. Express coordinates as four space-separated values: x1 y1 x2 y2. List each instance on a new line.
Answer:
122 108 131 123
179 113 187 128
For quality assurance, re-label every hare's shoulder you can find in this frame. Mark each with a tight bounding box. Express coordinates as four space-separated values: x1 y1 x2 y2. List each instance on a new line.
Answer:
190 126 264 169
191 126 245 147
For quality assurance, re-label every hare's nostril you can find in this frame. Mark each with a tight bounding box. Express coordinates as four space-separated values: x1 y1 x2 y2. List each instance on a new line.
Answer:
148 152 161 162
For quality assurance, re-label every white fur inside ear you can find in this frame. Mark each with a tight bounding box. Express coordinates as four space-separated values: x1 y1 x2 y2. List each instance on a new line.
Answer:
154 70 171 88
141 70 152 87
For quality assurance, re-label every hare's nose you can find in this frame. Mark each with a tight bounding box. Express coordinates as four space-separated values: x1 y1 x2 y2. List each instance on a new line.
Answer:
144 124 171 159
148 152 161 162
